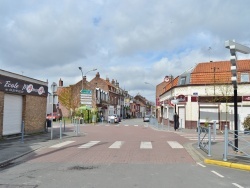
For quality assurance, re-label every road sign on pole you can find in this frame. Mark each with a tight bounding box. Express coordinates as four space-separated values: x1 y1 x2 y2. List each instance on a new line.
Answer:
80 89 92 106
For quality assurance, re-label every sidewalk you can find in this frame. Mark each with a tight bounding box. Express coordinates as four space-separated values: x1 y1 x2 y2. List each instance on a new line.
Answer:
150 123 250 171
0 122 77 167
1 122 250 171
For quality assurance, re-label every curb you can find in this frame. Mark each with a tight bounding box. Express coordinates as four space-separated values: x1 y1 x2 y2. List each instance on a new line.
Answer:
204 159 250 171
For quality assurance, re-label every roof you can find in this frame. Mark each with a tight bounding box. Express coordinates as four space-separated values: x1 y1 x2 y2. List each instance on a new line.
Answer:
191 59 250 85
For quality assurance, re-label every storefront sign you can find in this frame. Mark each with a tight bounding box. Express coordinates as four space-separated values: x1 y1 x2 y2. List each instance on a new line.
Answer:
242 96 250 101
0 75 48 96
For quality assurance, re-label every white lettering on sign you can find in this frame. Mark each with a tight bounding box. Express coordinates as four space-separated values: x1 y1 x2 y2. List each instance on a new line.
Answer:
4 81 19 89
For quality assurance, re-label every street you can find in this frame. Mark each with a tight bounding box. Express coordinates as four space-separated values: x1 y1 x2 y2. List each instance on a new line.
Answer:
0 118 249 188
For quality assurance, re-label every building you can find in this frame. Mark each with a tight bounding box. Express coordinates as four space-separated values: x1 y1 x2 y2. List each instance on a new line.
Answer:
159 60 250 131
0 69 48 138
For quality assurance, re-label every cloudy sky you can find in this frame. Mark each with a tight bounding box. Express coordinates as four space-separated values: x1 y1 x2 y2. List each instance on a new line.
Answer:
1 0 250 102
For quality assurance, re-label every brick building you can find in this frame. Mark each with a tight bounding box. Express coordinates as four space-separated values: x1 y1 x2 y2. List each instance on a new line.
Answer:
0 69 48 138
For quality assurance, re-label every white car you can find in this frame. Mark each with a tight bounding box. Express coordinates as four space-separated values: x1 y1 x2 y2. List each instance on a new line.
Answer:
108 114 118 123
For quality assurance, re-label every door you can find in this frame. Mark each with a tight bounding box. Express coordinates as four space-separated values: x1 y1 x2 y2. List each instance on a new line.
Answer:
178 107 185 128
3 94 23 135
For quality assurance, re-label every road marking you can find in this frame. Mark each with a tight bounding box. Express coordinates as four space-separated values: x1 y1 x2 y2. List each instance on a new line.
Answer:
50 141 75 148
140 142 152 149
134 125 138 127
78 141 100 148
109 141 124 149
232 183 244 188
197 162 206 167
167 141 184 148
124 125 129 126
211 171 224 178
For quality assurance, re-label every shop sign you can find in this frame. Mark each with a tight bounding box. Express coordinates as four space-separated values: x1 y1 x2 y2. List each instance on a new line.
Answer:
0 75 48 96
242 96 250 101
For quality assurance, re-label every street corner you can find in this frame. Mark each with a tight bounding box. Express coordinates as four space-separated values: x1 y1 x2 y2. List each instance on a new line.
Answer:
204 158 250 171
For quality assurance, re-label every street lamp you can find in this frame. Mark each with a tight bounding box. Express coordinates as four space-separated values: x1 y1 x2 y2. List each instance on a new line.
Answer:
84 68 97 77
78 67 97 91
225 40 250 151
78 67 83 91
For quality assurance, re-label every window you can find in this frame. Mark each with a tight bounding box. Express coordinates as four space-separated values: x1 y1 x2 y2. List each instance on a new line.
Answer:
241 73 249 82
180 77 186 85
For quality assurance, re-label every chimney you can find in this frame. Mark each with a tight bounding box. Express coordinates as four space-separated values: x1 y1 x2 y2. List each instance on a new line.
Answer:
96 72 100 78
59 78 63 87
106 77 109 82
83 76 87 82
116 80 119 87
111 79 115 85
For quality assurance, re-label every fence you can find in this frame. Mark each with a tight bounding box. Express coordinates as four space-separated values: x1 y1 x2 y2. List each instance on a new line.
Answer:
223 125 250 161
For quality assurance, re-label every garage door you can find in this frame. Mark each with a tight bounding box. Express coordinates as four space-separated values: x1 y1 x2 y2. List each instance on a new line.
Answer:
3 94 23 135
178 107 185 128
200 106 219 128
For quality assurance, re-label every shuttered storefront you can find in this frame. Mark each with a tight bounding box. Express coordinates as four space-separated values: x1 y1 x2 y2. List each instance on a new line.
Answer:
178 107 185 128
3 94 23 135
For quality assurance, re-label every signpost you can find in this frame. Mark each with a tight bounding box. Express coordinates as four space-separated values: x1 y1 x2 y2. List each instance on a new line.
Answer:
80 89 92 107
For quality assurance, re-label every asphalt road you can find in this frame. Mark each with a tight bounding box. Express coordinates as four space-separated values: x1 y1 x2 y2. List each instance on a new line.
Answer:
0 118 249 188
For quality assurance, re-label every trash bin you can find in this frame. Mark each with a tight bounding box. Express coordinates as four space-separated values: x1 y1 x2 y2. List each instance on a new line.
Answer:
47 119 51 127
80 119 83 124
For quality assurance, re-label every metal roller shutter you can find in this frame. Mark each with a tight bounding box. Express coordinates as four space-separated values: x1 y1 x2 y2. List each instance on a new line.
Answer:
3 94 23 135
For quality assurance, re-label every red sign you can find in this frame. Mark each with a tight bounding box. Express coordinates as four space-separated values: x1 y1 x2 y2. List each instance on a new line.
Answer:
243 96 250 101
177 95 186 102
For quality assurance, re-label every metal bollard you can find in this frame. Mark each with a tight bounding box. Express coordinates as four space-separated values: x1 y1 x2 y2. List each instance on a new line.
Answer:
208 124 212 157
21 121 24 143
51 118 53 140
213 121 216 142
60 120 62 139
223 125 228 161
197 120 200 148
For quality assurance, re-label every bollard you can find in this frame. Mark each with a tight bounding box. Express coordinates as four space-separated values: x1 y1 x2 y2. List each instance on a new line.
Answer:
213 121 216 142
223 125 228 161
208 124 212 157
197 120 200 148
60 120 62 139
51 118 53 140
64 118 65 131
21 121 24 143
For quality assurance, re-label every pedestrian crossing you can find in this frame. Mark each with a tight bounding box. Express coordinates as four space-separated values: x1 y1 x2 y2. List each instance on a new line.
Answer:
49 140 184 149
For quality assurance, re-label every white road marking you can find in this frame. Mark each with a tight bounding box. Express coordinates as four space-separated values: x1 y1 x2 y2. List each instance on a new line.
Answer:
211 171 224 178
124 125 129 126
109 141 124 149
197 162 206 168
78 141 100 148
167 141 184 148
50 141 75 148
140 142 152 149
134 125 138 127
232 183 244 188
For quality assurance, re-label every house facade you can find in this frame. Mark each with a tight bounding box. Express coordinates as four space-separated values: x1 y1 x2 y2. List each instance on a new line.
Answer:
0 69 48 138
159 60 250 131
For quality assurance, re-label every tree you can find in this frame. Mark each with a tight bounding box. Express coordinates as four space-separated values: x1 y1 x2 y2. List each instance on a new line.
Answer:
242 115 250 130
58 87 79 117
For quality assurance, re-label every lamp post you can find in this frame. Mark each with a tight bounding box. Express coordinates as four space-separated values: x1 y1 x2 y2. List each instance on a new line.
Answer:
51 82 57 140
78 67 83 91
225 40 250 151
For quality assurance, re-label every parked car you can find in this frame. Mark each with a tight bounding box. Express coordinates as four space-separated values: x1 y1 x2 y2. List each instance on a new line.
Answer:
46 112 61 121
143 115 151 122
108 114 119 123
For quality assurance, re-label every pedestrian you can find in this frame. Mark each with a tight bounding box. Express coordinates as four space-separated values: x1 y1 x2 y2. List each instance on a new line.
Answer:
174 113 179 131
